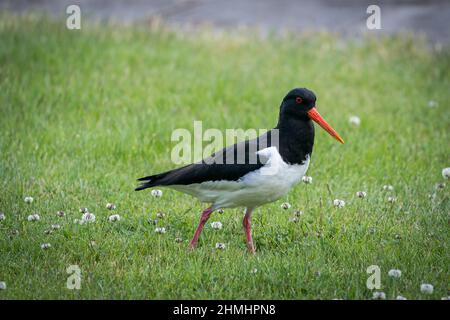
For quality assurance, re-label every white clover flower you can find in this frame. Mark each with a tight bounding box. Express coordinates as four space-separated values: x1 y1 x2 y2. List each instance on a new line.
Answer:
382 185 394 191
211 221 223 230
442 167 450 179
40 243 51 250
281 202 291 210
356 191 367 198
388 269 402 278
420 283 434 294
175 237 183 243
293 210 303 217
79 207 89 213
51 224 60 230
372 291 386 300
387 196 397 203
155 227 166 234
250 268 258 274
217 209 224 214
81 212 95 224
27 213 40 222
349 115 361 126
108 214 121 222
215 242 226 250
435 182 446 189
0 213 5 221
0 281 6 290
289 217 299 223
156 212 165 219
106 203 116 210
24 196 34 204
428 100 438 108
151 189 163 198
302 176 312 184
333 199 345 208
396 295 407 300
56 211 65 217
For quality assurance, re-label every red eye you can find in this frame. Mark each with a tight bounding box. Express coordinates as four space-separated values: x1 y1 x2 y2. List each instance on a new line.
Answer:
296 97 303 104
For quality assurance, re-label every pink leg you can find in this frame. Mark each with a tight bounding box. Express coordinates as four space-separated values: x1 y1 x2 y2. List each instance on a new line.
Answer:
189 206 214 249
243 208 256 254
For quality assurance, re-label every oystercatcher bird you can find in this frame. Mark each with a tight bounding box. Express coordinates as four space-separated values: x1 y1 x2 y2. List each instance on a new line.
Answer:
136 88 344 253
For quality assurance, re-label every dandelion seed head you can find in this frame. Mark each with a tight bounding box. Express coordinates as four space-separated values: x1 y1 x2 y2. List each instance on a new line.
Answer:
281 202 291 210
24 196 33 204
349 116 361 126
151 189 163 198
420 283 433 294
211 221 223 230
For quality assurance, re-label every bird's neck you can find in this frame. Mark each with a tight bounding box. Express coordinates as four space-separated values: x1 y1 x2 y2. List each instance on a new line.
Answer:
274 114 314 165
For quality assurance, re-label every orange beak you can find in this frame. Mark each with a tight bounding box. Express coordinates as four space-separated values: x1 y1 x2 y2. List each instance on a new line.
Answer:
307 107 344 144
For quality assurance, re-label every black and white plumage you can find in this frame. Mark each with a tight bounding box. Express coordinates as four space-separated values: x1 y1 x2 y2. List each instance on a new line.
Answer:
135 88 344 253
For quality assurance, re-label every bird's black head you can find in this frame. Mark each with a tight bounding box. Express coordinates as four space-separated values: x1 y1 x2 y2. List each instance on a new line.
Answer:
278 87 344 144
280 88 317 120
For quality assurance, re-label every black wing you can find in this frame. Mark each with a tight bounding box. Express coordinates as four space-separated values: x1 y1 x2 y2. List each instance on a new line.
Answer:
135 130 276 191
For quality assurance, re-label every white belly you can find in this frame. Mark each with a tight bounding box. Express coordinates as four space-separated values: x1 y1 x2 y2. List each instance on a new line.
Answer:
171 147 310 209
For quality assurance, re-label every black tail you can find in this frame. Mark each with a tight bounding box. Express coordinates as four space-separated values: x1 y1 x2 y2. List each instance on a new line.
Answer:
135 172 168 191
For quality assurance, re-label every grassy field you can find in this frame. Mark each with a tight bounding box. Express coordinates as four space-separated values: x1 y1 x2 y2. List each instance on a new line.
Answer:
0 15 449 300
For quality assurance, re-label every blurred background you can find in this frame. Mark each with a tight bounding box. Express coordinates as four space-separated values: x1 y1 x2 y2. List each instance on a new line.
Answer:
1 0 449 44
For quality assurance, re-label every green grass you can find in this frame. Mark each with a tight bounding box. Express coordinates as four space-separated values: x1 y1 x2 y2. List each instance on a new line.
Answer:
0 15 449 300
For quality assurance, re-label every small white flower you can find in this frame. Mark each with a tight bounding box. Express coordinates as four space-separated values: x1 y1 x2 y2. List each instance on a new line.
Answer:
442 167 450 179
151 189 163 198
215 242 226 250
293 210 303 216
108 214 121 222
156 212 165 219
420 283 434 294
441 296 450 300
349 115 361 126
372 291 386 300
0 281 6 290
106 203 116 210
51 224 60 230
387 196 397 203
79 207 89 213
217 209 224 214
428 100 438 108
290 217 299 223
388 269 402 278
396 295 407 300
383 185 394 191
281 202 291 210
211 221 223 230
155 227 166 234
250 268 258 274
333 199 345 208
356 191 367 198
56 211 65 217
302 176 312 184
40 243 51 250
175 237 183 243
81 212 95 223
27 213 40 222
24 196 34 204
435 182 446 189
0 213 5 221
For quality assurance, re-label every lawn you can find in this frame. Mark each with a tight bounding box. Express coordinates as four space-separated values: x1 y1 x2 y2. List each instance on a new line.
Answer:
0 15 449 300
